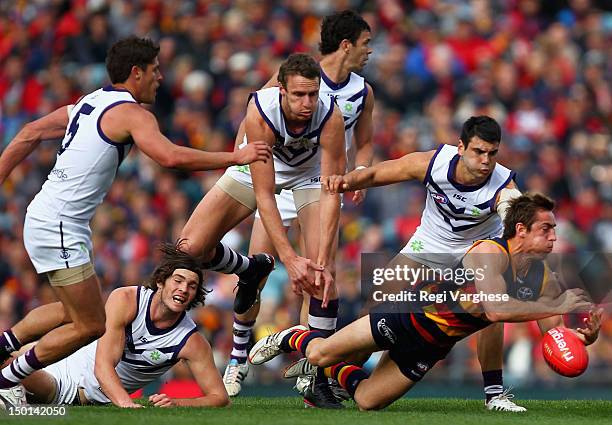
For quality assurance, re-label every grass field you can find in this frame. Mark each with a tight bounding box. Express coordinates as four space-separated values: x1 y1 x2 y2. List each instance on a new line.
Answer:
3 397 612 425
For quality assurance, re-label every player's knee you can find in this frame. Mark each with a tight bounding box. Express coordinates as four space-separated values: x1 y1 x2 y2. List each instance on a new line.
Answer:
356 397 385 411
74 315 106 342
176 237 197 256
85 322 106 341
306 343 332 367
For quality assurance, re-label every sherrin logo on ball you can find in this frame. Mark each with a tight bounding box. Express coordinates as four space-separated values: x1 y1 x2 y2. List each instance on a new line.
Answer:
541 327 589 377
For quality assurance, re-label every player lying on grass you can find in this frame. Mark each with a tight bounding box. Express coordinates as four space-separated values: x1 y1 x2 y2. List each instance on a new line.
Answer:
0 243 229 408
249 193 602 411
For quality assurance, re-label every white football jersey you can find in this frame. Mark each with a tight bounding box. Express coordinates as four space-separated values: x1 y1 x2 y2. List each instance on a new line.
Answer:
253 86 335 178
407 144 515 255
319 70 368 161
74 287 197 403
27 86 136 222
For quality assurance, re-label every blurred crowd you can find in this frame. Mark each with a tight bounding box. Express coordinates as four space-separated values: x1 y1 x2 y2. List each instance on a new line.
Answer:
0 0 610 390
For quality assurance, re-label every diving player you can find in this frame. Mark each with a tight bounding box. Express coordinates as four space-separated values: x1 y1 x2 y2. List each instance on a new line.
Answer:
249 193 602 411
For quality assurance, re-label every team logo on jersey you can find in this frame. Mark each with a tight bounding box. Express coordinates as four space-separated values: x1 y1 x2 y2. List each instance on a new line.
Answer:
431 193 449 205
290 137 315 150
377 318 396 344
273 136 285 149
143 349 169 365
59 249 71 260
343 103 354 113
410 240 424 252
517 286 534 300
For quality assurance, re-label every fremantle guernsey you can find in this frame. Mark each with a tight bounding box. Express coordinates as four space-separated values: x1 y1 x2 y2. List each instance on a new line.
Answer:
72 287 198 403
319 69 368 160
402 144 516 267
227 86 335 192
27 86 136 222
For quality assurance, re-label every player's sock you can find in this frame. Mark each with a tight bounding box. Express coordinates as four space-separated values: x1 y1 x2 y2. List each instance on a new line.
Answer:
324 363 369 398
0 348 43 389
308 298 338 385
307 298 338 337
483 369 504 402
0 330 21 363
230 317 255 364
203 242 252 275
281 330 323 355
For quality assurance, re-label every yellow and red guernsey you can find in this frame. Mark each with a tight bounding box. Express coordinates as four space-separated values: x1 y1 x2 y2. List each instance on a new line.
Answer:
405 238 548 347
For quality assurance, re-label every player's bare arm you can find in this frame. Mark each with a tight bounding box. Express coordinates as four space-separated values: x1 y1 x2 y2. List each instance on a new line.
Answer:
246 101 294 260
324 150 435 194
464 242 592 322
151 333 230 407
104 103 271 170
352 82 374 170
94 287 142 408
316 107 346 304
246 102 323 294
350 82 375 204
0 105 71 183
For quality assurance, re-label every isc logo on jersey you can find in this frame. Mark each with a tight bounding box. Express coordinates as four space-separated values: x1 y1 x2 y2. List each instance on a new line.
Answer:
431 193 449 204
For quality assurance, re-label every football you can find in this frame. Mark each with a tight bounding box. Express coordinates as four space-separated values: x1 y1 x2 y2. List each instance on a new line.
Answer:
542 327 589 377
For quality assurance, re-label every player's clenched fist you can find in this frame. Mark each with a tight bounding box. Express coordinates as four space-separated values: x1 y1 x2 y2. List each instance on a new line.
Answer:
322 174 350 194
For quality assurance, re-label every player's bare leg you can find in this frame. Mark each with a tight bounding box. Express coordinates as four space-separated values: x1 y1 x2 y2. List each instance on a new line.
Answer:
0 273 104 407
180 186 254 261
250 315 376 367
351 352 416 411
28 276 105 364
290 319 415 410
0 303 70 364
20 370 57 404
181 185 275 313
304 316 378 365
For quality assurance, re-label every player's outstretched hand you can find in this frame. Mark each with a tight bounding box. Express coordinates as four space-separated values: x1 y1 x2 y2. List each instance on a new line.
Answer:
149 393 175 407
322 175 350 194
574 307 603 345
285 255 323 297
314 268 334 308
560 288 592 314
234 141 271 165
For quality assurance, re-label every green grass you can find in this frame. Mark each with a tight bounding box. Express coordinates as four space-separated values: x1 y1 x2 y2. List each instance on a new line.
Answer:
3 397 612 425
